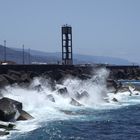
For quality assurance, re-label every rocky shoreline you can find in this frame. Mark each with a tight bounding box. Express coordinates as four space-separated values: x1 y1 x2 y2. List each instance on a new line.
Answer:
0 65 140 136
0 67 92 136
0 65 140 86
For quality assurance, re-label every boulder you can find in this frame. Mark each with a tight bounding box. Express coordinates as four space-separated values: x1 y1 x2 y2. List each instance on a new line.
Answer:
129 89 133 96
59 110 75 115
52 69 65 81
75 92 81 99
17 110 34 121
70 98 83 106
27 71 39 79
116 70 126 79
34 84 43 92
80 91 89 98
106 79 118 93
134 85 140 91
103 98 110 103
7 70 21 77
10 74 20 83
44 70 64 82
115 86 129 93
0 104 16 122
76 91 89 100
47 94 55 102
0 97 22 122
0 121 15 130
78 74 91 80
2 74 18 85
21 73 31 83
57 87 69 97
112 98 118 102
7 70 21 83
0 75 9 87
3 98 22 111
0 131 9 136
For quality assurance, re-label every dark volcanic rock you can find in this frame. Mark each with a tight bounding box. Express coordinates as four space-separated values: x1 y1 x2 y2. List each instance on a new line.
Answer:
76 91 89 100
5 70 21 84
0 122 15 130
7 70 21 83
34 84 43 92
0 97 22 122
0 105 16 122
3 74 20 85
44 70 65 81
47 94 55 102
0 131 9 136
17 110 34 121
21 73 31 83
27 71 39 79
60 110 74 115
107 79 118 88
80 91 89 98
75 92 81 99
8 70 21 76
0 75 9 87
57 87 69 97
106 79 118 92
78 74 91 80
8 70 21 77
2 71 34 86
112 98 118 102
3 98 22 111
70 98 83 106
53 69 65 81
134 85 140 91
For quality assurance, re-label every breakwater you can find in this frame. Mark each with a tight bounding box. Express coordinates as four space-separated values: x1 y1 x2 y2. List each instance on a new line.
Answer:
0 64 139 85
106 65 140 80
0 64 92 87
0 64 93 76
0 64 139 137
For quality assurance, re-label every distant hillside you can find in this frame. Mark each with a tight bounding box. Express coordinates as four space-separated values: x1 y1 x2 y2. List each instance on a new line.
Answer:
25 49 131 65
0 45 26 64
73 54 131 65
0 45 60 64
0 45 132 65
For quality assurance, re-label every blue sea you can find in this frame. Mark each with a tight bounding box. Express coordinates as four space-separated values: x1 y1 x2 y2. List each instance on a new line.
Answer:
9 105 140 140
1 69 140 140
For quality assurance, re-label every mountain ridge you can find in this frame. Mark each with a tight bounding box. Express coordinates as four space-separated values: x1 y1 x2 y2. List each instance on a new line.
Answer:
0 45 132 65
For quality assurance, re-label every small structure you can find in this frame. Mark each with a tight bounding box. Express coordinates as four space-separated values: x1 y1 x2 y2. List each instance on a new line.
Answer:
0 61 16 65
61 25 73 65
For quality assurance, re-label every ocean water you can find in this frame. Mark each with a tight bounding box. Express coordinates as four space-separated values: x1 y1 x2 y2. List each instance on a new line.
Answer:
1 69 140 140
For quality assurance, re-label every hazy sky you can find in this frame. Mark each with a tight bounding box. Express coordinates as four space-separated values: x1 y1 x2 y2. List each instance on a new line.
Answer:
0 0 140 63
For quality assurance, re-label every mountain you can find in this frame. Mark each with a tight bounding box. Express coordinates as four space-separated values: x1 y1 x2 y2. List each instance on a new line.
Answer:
73 54 131 65
25 49 131 65
0 45 132 65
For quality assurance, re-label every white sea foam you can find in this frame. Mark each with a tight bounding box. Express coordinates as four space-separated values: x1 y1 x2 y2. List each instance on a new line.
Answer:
1 68 140 137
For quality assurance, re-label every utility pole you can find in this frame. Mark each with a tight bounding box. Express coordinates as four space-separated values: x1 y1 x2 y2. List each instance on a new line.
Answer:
4 40 6 62
22 44 25 64
28 48 31 64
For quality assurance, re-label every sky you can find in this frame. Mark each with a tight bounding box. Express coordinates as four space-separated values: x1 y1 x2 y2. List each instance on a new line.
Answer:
0 0 140 63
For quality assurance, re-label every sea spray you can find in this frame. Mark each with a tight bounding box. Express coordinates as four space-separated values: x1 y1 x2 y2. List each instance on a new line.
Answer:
62 68 109 106
0 68 140 138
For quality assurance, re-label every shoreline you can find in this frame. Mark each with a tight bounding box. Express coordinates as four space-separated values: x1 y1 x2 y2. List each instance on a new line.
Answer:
0 64 140 136
0 64 139 86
